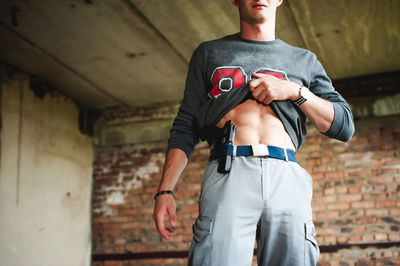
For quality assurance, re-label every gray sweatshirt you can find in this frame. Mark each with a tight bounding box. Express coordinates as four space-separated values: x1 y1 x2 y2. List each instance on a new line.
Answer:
167 34 354 159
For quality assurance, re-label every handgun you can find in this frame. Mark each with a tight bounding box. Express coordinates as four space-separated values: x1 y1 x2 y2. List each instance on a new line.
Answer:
217 120 237 173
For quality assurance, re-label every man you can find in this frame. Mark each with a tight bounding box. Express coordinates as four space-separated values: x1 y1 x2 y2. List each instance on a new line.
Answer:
153 0 354 265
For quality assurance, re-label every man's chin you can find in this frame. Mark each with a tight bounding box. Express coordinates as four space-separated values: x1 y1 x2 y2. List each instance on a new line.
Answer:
247 16 267 24
240 10 269 24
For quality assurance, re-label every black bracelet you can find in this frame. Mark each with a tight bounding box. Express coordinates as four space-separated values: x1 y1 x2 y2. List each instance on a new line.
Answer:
154 190 174 200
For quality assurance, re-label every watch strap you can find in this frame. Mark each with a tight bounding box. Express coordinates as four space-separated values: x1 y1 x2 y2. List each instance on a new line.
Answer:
293 95 307 106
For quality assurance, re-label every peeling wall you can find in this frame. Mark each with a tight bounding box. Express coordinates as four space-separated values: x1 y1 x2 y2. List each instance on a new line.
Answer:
93 152 165 217
0 67 93 266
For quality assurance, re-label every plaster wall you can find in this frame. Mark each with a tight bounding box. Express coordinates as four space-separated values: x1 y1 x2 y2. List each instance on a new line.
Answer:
0 67 93 266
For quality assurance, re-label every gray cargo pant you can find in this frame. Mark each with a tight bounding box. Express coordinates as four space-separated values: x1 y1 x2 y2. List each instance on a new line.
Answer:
188 156 319 266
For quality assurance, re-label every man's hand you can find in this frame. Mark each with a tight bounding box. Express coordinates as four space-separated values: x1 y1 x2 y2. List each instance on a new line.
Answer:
249 72 299 105
153 194 177 240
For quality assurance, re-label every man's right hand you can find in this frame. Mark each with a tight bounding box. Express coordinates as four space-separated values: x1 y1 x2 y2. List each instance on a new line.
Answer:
153 194 177 240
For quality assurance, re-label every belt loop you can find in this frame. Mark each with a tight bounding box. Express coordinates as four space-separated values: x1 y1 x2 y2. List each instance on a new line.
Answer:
284 148 288 162
232 145 237 158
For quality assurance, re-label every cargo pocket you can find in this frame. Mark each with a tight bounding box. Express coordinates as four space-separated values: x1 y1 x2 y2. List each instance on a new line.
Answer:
304 219 320 265
188 216 213 266
198 161 226 205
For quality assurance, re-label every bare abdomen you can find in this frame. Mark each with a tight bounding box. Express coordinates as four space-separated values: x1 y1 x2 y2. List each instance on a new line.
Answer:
216 99 295 150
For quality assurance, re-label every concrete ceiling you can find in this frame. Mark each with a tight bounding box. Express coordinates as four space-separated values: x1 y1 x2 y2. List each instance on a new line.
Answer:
1 0 399 109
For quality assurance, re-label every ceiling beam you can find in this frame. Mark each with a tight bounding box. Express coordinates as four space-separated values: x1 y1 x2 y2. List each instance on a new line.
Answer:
124 0 188 65
0 21 129 106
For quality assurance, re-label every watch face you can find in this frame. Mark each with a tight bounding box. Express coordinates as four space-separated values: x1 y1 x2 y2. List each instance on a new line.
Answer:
301 86 310 100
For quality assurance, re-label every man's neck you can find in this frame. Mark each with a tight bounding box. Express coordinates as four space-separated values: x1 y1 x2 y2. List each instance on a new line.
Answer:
239 17 276 42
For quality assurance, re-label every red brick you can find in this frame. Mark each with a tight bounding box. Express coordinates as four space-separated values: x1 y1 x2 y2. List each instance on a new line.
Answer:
362 234 374 242
120 222 142 229
175 227 192 235
176 183 201 191
317 227 341 235
312 165 335 173
369 176 394 184
322 195 338 202
351 201 375 209
324 188 336 195
101 230 120 236
93 216 130 223
347 187 361 193
326 172 348 179
179 205 198 212
389 208 400 215
184 162 202 170
144 186 158 193
337 194 362 202
365 208 389 216
335 186 347 194
315 211 340 219
142 194 154 200
361 161 386 168
323 235 337 243
375 233 388 241
337 236 348 243
348 235 362 242
312 204 326 211
386 183 399 191
101 223 124 229
356 216 380 224
350 226 367 233
114 238 127 245
384 159 400 166
327 203 350 210
183 176 203 183
378 200 397 207
362 193 388 200
312 173 324 180
340 209 364 217
388 234 400 241
104 261 123 266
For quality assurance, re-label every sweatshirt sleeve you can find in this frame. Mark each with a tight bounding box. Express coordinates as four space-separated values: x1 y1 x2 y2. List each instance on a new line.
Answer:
309 55 355 142
167 44 208 160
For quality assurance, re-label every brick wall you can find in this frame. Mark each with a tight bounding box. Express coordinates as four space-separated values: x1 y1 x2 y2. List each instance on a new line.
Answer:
298 115 400 265
92 114 400 265
299 116 400 246
91 143 208 258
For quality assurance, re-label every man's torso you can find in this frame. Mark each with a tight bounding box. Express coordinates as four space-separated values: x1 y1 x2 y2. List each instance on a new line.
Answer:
200 34 312 150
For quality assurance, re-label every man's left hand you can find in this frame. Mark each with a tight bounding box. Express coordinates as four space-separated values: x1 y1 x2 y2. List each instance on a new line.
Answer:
249 73 299 105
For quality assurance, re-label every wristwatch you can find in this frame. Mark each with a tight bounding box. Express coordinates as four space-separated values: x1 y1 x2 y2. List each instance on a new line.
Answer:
293 86 311 106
